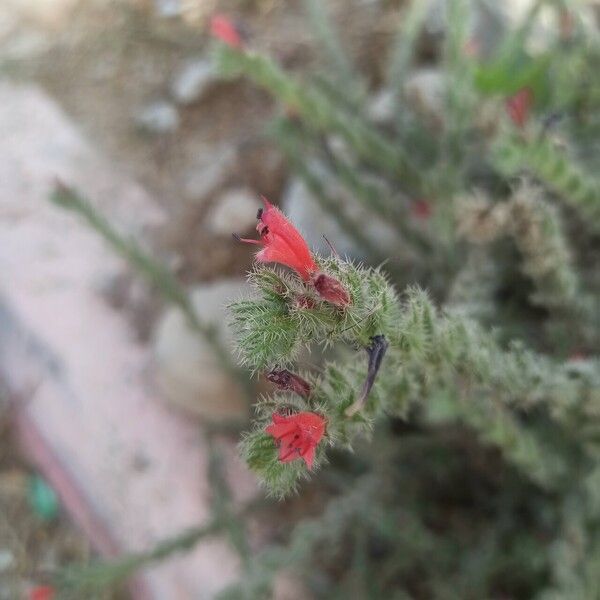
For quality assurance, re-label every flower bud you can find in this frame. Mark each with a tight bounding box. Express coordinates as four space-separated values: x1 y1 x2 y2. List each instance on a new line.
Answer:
312 273 351 308
266 369 311 398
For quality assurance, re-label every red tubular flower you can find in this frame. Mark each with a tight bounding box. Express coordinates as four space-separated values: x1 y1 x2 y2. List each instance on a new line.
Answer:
29 587 55 600
237 197 318 281
236 197 351 307
505 87 534 128
210 14 243 49
265 412 326 469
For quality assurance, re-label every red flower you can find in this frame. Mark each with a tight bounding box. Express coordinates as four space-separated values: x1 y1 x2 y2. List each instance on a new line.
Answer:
237 197 318 281
505 87 534 128
411 198 432 220
29 587 55 600
236 197 351 308
210 14 243 49
266 412 326 469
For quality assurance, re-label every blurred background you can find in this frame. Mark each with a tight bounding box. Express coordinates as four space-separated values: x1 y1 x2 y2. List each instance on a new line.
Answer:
0 0 599 598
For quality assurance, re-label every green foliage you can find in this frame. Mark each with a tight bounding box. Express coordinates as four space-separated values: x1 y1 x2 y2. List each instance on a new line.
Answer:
216 2 600 597
493 133 600 231
303 0 365 106
50 182 253 397
233 267 600 495
55 520 221 598
48 2 600 598
230 260 399 371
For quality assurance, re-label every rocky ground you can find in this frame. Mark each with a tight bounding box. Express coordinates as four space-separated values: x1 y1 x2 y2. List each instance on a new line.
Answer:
0 1 327 595
0 406 122 599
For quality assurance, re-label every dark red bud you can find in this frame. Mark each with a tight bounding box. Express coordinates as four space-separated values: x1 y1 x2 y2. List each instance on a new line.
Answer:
411 199 432 220
505 87 533 128
266 369 311 398
312 273 351 308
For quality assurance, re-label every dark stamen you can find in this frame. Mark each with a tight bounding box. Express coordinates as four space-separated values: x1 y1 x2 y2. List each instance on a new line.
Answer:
256 208 263 220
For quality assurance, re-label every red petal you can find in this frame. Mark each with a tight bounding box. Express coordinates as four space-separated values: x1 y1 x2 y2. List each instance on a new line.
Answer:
301 444 316 469
295 412 326 435
29 587 55 600
266 421 297 440
266 412 326 467
259 198 317 280
255 244 313 280
278 444 300 463
210 15 243 48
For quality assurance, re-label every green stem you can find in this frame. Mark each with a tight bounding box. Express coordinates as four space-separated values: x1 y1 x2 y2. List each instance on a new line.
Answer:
216 46 423 195
50 182 253 398
55 519 222 594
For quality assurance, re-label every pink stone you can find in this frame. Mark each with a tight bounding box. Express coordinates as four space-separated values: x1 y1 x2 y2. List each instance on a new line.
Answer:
0 82 256 599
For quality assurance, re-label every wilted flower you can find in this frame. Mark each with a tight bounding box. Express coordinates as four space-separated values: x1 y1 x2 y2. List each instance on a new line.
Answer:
505 87 533 128
345 335 389 416
312 273 351 308
210 14 244 49
266 412 326 469
411 198 432 220
266 368 311 398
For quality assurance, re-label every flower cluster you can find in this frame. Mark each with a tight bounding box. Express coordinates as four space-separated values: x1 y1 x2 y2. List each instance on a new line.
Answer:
234 197 358 468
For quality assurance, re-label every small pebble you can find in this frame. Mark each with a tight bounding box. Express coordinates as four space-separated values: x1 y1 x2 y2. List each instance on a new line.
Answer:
171 59 217 106
135 100 179 134
0 550 14 572
206 187 258 236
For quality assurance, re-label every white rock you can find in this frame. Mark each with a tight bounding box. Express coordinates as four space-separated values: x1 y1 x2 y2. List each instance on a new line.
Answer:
206 187 258 236
183 145 237 204
135 100 179 134
0 550 14 572
283 174 356 258
404 68 445 124
171 58 217 106
281 165 398 261
366 88 395 124
153 279 248 421
153 0 182 18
